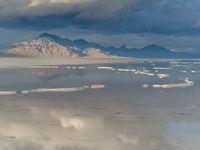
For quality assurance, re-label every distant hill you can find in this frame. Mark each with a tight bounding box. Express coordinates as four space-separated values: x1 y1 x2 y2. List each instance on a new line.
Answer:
1 33 109 58
102 44 200 58
0 33 199 58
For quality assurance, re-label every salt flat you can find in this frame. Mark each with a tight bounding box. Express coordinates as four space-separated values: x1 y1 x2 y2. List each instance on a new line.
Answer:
0 57 199 68
0 57 133 68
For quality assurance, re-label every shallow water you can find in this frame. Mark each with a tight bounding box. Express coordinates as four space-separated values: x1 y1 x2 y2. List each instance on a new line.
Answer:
0 59 200 150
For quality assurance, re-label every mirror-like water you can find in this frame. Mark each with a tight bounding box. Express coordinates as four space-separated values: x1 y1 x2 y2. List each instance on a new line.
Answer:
0 59 200 150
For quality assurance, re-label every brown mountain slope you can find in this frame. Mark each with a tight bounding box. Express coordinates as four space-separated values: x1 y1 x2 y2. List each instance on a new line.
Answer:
2 38 78 57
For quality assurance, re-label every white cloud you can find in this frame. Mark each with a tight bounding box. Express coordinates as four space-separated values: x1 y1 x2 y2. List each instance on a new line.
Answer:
0 0 135 18
49 0 95 4
28 0 95 7
29 0 43 7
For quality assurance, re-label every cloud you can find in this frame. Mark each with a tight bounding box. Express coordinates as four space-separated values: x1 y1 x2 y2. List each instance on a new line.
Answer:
0 0 132 17
0 0 136 30
0 0 200 35
0 0 200 52
29 0 43 7
28 0 97 8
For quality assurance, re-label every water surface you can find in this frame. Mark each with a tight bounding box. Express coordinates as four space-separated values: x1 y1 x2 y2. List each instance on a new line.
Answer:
0 59 200 150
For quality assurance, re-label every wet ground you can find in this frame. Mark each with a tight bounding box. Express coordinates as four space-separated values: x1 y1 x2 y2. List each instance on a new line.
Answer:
0 59 200 150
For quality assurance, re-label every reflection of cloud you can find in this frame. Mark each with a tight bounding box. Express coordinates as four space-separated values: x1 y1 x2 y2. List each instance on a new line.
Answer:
29 107 39 115
9 141 44 150
118 134 140 145
0 99 175 150
59 116 86 130
51 111 103 131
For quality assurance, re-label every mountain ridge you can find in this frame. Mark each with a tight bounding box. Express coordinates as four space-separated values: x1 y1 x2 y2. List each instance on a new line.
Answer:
1 33 199 58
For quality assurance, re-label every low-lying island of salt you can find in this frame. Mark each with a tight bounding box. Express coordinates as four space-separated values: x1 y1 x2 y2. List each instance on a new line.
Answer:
153 67 171 70
134 70 155 76
117 69 130 72
21 87 88 94
0 85 105 96
21 85 105 94
97 66 115 71
97 66 157 77
0 91 17 96
90 85 105 89
157 74 170 79
152 78 194 89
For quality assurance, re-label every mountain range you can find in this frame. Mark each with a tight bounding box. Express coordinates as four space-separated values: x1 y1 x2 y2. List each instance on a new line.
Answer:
0 33 199 58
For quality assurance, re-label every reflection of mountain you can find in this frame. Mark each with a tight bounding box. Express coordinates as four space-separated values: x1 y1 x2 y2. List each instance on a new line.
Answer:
1 33 200 58
24 68 87 83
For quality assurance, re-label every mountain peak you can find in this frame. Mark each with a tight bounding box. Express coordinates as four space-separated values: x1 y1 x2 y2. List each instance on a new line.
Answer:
73 39 89 45
119 45 128 50
142 44 170 53
38 33 62 40
144 44 162 49
37 33 72 46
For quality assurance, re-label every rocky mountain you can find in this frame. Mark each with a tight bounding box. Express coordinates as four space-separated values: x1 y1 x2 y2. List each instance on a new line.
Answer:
2 38 78 57
1 33 200 58
102 44 200 58
1 33 109 58
84 48 109 58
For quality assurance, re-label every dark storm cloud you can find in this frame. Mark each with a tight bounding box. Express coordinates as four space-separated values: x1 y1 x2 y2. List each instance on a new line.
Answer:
0 0 135 30
0 0 200 35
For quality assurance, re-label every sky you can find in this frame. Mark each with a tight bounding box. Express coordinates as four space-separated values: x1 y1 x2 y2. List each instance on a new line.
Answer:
0 0 200 52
